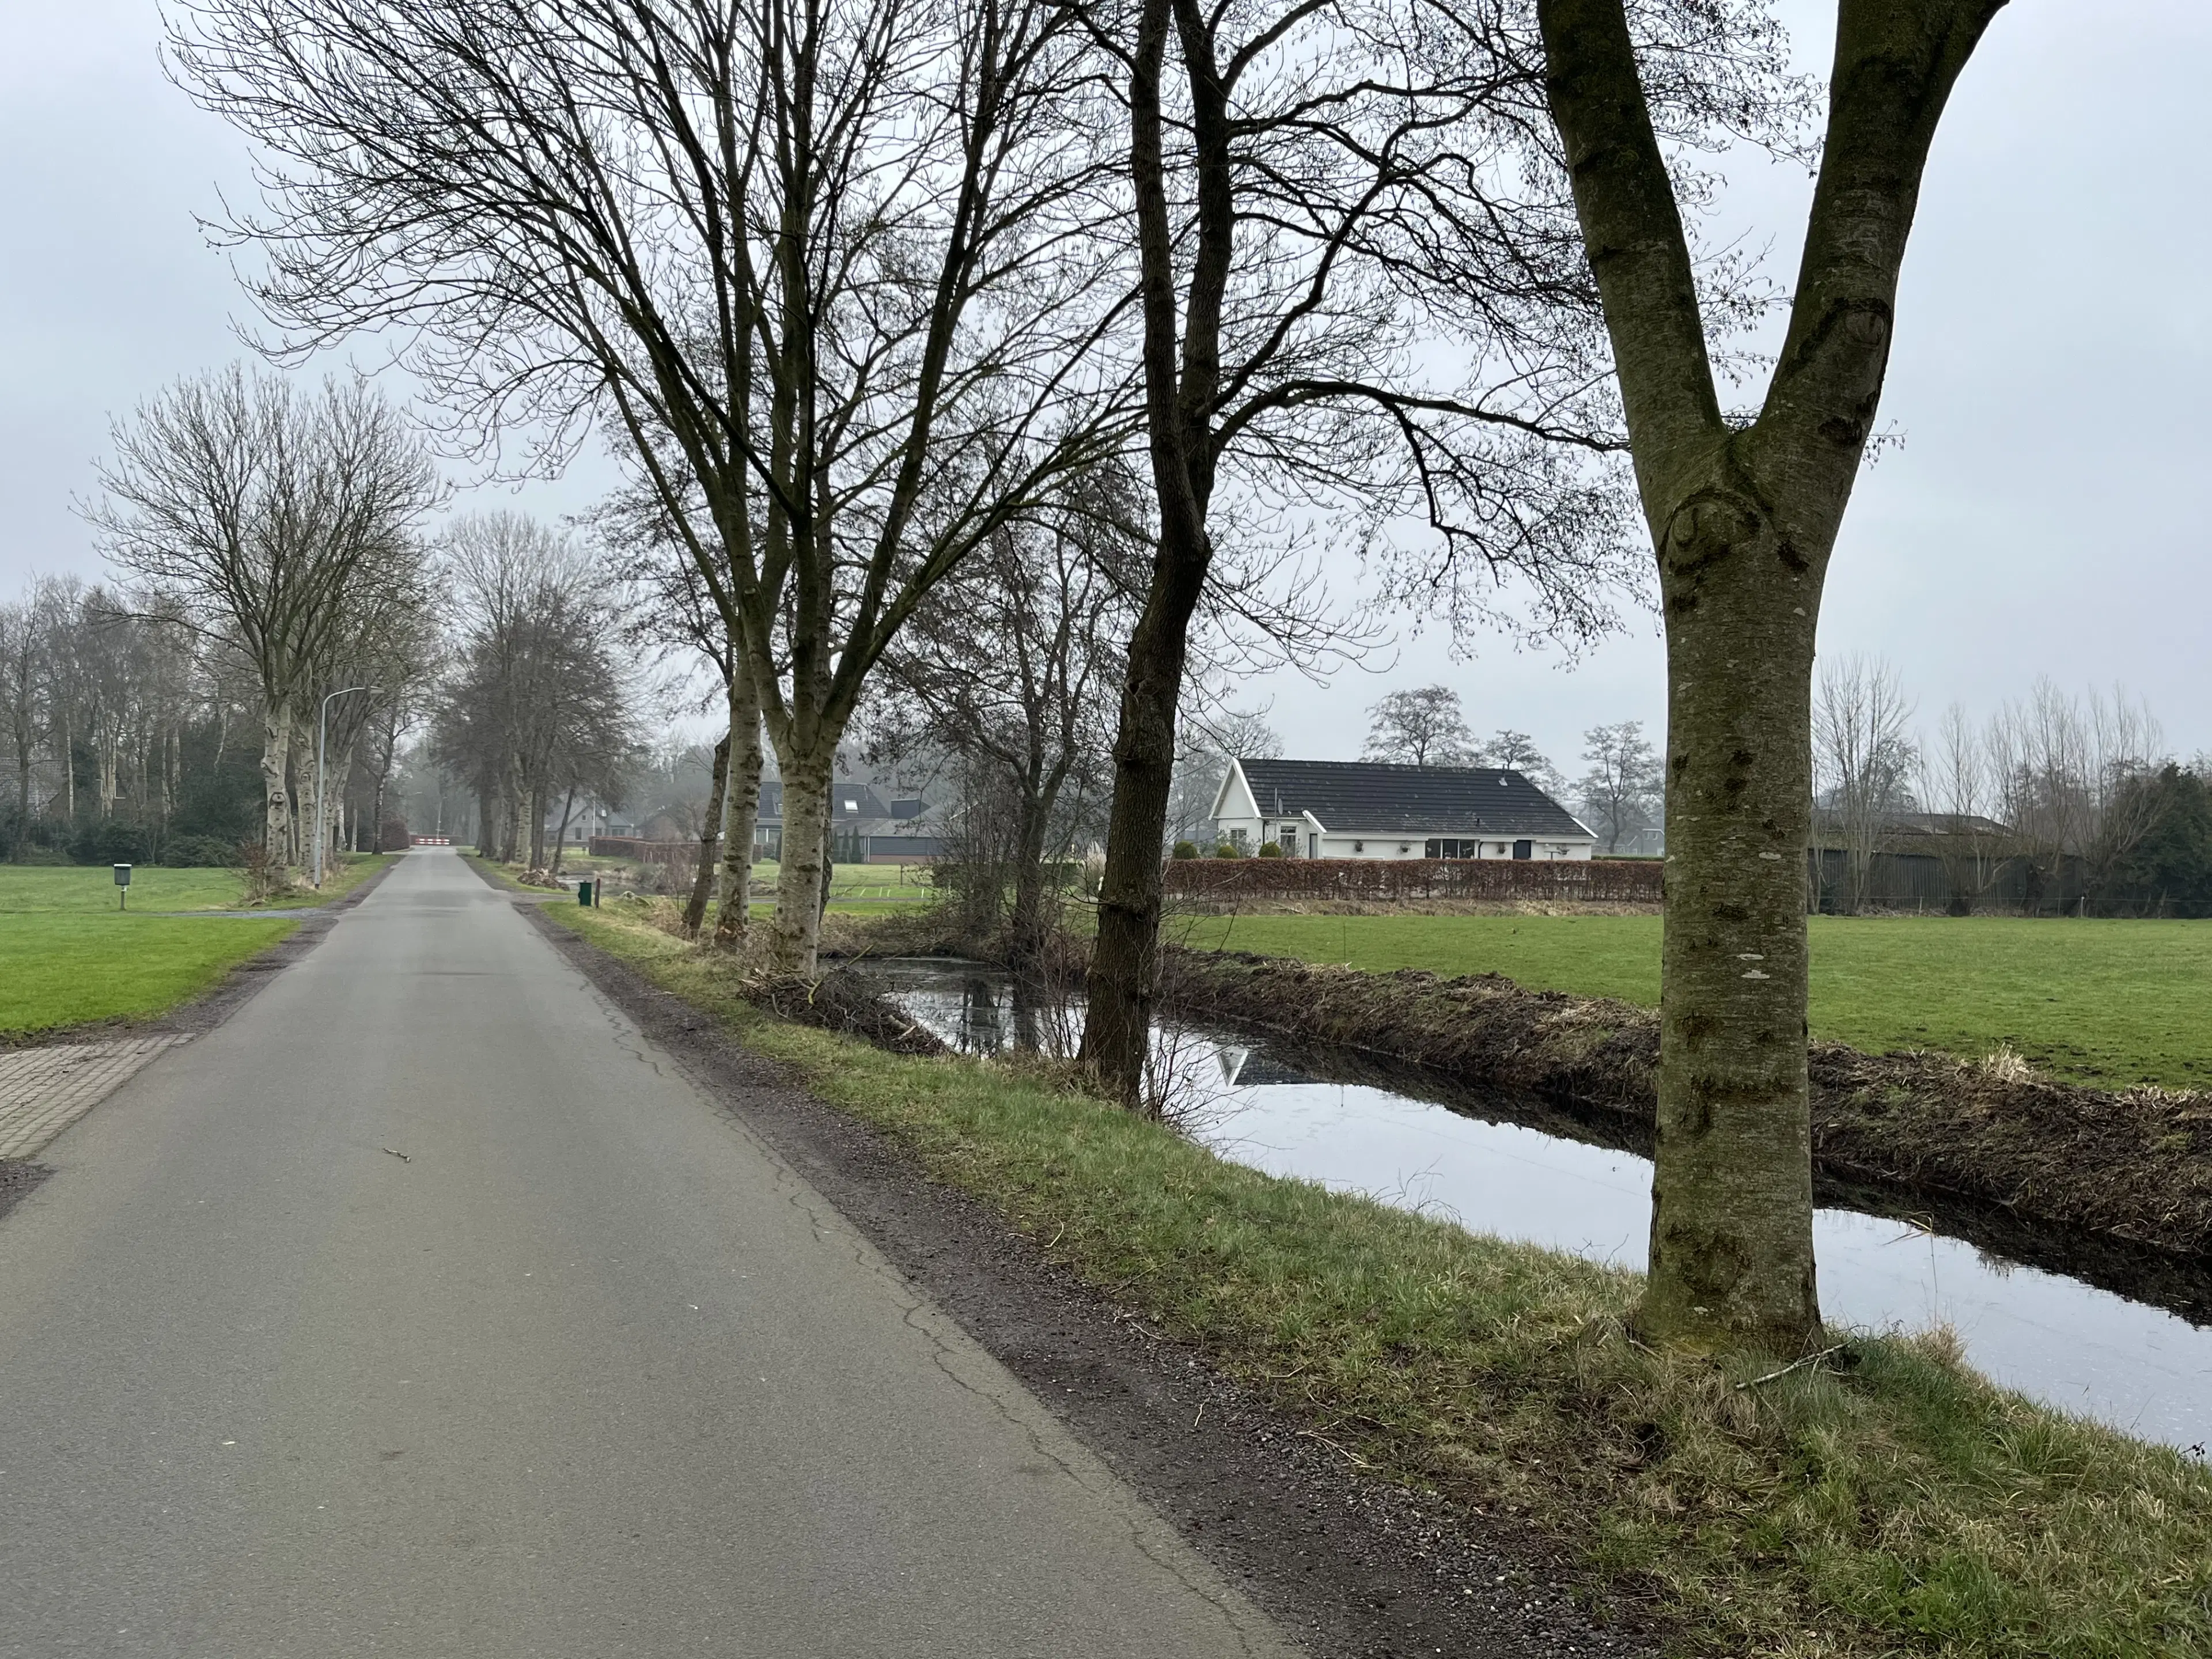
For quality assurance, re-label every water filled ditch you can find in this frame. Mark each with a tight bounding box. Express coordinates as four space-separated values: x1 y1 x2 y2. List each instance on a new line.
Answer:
868 957 2212 1451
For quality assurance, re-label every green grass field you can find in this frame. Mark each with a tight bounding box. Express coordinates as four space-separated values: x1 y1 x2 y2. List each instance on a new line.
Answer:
0 854 387 1036
0 853 388 914
0 865 248 912
1179 912 2212 1089
0 914 297 1036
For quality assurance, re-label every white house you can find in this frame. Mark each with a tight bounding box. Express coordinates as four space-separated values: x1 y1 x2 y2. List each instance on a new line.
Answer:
1209 757 1597 861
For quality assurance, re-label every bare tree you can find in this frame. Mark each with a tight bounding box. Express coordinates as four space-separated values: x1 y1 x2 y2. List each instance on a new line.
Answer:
1363 686 1479 767
1813 654 1915 913
89 366 441 883
592 484 760 946
174 0 1128 972
1577 719 1661 853
1915 702 2003 912
0 591 48 855
434 514 639 872
1988 679 2165 911
1476 729 1566 797
1077 0 1738 1099
870 476 1141 965
1537 0 2008 1350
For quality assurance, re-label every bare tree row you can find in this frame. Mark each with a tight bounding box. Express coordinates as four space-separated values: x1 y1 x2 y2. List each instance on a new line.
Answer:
1816 654 2189 914
88 365 443 887
168 0 2033 1352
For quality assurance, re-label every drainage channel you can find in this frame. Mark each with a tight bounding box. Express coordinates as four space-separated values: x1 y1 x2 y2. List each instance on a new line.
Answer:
870 957 2212 1451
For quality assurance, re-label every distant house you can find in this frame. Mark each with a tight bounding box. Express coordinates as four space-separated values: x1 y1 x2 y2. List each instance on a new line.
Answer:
753 779 948 863
1211 757 1596 861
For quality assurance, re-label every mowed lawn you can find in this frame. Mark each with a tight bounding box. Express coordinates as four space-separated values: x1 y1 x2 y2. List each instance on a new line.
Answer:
0 854 387 915
0 914 297 1036
0 865 245 912
0 856 389 1035
1179 911 2212 1089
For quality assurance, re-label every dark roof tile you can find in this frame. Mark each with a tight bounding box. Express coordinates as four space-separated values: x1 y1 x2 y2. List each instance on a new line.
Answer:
1233 757 1591 838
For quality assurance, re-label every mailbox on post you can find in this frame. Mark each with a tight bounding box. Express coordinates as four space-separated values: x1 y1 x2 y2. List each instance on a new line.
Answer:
113 863 132 911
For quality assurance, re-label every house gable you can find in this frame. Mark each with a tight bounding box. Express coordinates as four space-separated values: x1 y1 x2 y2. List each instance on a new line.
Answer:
1210 759 1260 824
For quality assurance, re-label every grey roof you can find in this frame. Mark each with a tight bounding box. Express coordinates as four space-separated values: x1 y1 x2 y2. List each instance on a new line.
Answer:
1233 757 1592 839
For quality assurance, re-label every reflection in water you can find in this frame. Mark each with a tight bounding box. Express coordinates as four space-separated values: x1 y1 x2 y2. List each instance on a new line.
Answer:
870 959 2212 1449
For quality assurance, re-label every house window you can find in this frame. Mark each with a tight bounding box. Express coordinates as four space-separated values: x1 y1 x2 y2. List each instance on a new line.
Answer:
1229 827 1247 844
1512 839 1533 860
1425 838 1480 859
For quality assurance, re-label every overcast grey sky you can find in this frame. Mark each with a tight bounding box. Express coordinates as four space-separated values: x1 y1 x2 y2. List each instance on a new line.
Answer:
3 2 2206 771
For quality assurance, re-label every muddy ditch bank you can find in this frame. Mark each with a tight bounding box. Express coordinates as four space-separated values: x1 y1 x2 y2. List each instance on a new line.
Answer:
1162 950 2212 1263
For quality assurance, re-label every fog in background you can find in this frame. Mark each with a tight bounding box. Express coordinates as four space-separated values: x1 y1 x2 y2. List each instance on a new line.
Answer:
3 1 2205 767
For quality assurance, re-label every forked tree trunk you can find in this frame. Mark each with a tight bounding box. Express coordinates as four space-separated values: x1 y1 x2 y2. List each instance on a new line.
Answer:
1539 0 2003 1352
711 673 765 952
259 702 293 880
683 736 731 938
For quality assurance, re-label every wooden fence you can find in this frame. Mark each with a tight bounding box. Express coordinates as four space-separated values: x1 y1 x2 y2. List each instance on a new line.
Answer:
1160 856 1665 904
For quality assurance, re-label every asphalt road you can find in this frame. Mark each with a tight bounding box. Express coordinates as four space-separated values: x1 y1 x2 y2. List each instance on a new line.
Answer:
0 849 1293 1658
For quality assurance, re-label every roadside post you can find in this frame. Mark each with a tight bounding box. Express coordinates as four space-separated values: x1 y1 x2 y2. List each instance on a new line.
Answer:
113 863 131 911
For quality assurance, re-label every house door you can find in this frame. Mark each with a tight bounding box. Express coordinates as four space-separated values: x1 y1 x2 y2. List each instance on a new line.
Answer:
1512 839 1533 860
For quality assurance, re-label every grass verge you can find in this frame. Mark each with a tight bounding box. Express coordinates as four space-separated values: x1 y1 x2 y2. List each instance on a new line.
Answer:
1180 912 2212 1089
548 898 2212 1658
289 851 388 906
0 914 297 1036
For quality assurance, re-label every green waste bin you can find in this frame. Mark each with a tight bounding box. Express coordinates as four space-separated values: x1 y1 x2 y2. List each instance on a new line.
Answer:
577 880 593 906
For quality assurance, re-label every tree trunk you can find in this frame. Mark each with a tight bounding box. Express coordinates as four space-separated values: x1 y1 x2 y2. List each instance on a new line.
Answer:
1642 483 1824 1353
550 786 579 877
259 701 292 879
683 736 731 938
711 670 764 952
1007 763 1067 972
764 745 833 974
1537 0 2003 1353
1080 0 1228 1104
528 783 547 869
371 736 393 854
12 726 30 862
1078 549 1205 1102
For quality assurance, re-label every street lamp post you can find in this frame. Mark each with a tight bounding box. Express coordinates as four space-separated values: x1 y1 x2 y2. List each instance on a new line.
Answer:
314 685 374 888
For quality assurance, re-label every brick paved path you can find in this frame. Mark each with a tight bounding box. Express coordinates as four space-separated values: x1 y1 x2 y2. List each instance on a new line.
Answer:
0 1039 191 1160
